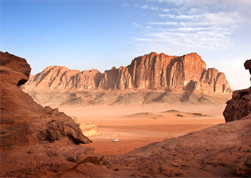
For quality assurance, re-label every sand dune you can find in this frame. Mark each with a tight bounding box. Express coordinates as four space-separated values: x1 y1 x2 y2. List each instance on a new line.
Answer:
58 103 225 155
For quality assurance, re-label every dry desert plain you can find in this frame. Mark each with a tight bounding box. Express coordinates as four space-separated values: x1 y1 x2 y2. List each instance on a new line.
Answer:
58 103 226 155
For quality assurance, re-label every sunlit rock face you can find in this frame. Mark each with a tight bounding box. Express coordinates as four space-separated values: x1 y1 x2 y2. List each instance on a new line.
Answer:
0 51 31 86
0 51 92 150
22 52 231 94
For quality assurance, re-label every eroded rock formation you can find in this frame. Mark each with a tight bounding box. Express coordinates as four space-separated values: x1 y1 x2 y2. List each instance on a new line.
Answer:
22 52 231 94
223 59 251 122
223 87 251 122
0 52 91 149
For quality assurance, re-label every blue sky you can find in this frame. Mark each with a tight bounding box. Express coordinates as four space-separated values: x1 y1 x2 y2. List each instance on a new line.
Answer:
1 0 251 90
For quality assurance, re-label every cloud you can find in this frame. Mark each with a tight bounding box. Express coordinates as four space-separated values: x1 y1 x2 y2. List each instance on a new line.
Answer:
149 0 251 16
134 6 239 52
150 22 178 25
134 28 233 51
131 0 250 56
147 0 186 5
138 4 170 12
159 14 198 19
133 22 143 29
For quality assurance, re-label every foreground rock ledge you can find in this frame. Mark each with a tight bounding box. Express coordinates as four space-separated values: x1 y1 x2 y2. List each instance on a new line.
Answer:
0 51 92 148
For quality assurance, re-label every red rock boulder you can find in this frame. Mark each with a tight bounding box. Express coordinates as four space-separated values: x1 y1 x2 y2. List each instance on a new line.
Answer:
0 51 91 150
223 87 251 122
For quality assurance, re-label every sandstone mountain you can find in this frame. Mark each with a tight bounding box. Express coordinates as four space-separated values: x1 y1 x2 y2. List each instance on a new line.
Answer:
1 51 251 177
23 52 231 94
22 52 232 106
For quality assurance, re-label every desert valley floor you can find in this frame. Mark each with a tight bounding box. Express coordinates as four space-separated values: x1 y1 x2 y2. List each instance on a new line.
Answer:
58 103 226 155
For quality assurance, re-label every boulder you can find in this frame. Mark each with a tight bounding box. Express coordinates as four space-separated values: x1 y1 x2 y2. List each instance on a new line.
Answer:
223 86 251 122
0 51 31 77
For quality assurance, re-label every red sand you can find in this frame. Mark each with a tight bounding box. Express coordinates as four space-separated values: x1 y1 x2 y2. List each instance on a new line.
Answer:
58 103 226 155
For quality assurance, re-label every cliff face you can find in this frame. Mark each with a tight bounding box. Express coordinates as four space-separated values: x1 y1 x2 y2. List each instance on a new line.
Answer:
0 52 91 149
22 52 231 94
25 66 102 90
0 51 31 86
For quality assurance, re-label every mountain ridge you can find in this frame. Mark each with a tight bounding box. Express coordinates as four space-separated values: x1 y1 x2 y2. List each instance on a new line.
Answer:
22 52 231 95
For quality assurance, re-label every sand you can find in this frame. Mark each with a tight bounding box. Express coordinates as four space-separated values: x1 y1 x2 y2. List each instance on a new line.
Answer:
58 103 226 155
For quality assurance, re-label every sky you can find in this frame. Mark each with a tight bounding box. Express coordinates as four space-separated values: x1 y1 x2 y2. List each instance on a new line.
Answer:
1 0 251 90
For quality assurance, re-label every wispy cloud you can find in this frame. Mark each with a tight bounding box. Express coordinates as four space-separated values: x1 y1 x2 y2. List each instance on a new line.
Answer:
134 29 233 51
132 1 246 53
133 22 143 29
147 0 186 5
159 14 199 19
138 4 170 12
149 0 251 17
150 22 178 25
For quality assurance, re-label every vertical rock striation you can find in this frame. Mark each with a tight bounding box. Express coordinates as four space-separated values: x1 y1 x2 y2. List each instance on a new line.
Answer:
22 52 231 94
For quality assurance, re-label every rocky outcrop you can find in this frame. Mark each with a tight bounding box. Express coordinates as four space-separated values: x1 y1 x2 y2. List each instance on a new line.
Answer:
0 52 91 149
79 122 101 137
0 51 31 87
24 66 102 90
0 52 31 79
70 116 101 137
223 59 251 122
22 52 231 94
223 87 251 122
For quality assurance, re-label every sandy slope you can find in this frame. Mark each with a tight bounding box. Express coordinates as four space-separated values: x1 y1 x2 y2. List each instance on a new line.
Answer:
58 103 226 155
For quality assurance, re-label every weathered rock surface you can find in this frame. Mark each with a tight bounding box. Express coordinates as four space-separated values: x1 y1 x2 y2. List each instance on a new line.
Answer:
223 59 251 122
3 110 251 177
79 122 101 137
22 52 231 94
223 87 251 122
70 116 101 137
24 66 102 90
0 52 91 149
0 51 31 88
0 51 31 78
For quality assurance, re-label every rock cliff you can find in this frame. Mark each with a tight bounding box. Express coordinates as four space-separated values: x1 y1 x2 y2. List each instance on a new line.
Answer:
0 51 91 149
22 52 231 94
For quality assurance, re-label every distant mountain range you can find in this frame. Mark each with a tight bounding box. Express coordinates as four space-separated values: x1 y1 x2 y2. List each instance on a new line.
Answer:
21 52 232 106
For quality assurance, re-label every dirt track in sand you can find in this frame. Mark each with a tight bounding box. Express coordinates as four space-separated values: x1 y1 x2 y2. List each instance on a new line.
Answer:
58 103 226 155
